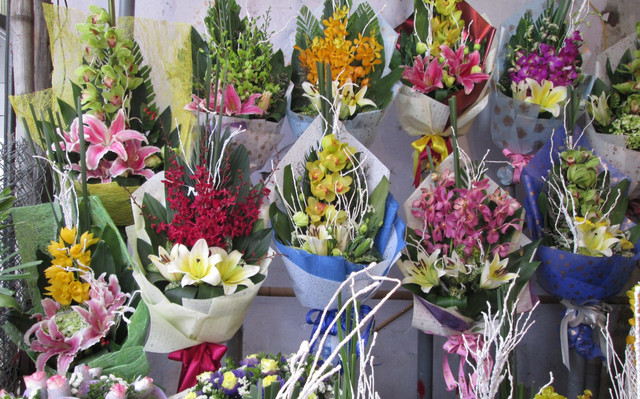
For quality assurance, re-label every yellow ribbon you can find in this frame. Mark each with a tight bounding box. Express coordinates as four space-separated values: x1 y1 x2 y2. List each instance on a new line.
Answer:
411 134 450 177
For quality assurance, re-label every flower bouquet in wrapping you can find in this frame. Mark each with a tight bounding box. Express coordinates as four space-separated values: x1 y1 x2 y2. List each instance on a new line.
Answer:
126 111 273 391
393 0 495 183
0 365 167 399
10 5 173 226
4 172 149 379
184 0 291 172
521 120 640 368
586 23 640 203
399 108 539 395
491 0 587 185
288 0 402 146
269 115 405 310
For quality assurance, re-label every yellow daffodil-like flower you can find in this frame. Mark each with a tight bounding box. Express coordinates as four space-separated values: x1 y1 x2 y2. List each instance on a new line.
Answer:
209 247 260 295
626 284 640 345
523 78 567 117
398 250 445 293
306 197 328 224
338 79 377 119
574 217 620 257
479 253 518 290
298 224 332 256
534 386 567 399
68 280 91 304
166 238 222 287
262 375 279 387
148 245 183 282
311 175 336 202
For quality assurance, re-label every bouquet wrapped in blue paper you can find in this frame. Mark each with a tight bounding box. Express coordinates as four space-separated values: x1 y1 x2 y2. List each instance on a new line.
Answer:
269 117 405 309
522 125 640 368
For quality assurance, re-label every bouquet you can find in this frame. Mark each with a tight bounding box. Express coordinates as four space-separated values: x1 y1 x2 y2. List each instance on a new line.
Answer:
288 0 402 146
400 143 539 395
6 180 149 379
269 117 405 309
10 5 177 225
178 353 335 399
127 114 273 390
521 126 640 368
586 22 640 200
185 0 291 171
0 365 166 399
394 0 495 156
491 0 586 184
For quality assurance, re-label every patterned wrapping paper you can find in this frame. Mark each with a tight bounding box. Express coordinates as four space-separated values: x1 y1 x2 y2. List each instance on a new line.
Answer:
587 33 640 199
270 118 406 309
521 127 639 304
403 154 534 335
126 172 272 353
395 1 496 137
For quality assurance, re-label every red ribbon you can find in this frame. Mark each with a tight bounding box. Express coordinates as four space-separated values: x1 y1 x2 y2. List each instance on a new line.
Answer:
442 333 492 399
169 342 227 392
502 149 533 183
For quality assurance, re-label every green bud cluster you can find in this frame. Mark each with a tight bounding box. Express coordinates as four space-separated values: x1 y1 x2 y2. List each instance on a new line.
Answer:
74 5 143 119
611 114 640 150
558 148 602 216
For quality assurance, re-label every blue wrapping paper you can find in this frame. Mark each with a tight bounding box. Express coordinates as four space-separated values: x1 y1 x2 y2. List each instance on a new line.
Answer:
275 195 406 308
521 127 638 304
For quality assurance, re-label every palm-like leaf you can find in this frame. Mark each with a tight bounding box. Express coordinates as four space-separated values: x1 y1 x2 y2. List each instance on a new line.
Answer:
295 6 322 50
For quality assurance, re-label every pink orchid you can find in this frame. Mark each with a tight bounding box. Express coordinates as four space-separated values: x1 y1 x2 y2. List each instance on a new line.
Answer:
83 109 148 169
403 55 444 94
110 140 160 180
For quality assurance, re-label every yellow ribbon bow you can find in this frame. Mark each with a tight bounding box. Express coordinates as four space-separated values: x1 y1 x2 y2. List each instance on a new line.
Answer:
411 134 450 178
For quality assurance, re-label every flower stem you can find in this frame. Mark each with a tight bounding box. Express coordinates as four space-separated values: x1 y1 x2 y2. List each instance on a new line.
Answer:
448 97 461 188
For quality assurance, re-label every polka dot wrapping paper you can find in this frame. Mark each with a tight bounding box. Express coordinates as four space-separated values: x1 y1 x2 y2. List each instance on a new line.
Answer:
521 127 639 304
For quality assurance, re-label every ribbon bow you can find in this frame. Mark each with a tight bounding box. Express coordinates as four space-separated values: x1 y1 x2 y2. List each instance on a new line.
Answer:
169 342 228 392
559 300 611 370
412 135 451 187
502 149 533 184
442 333 491 399
306 305 374 357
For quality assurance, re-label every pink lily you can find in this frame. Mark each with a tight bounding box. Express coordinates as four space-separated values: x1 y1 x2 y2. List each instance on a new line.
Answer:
219 84 264 116
440 45 466 76
72 158 114 183
451 49 490 95
83 109 148 169
110 140 160 180
403 55 444 94
24 299 85 375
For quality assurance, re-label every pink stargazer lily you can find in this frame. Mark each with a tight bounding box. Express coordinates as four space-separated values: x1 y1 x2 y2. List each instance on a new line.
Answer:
83 109 148 169
184 84 265 117
110 140 160 180
441 45 490 94
73 158 114 183
403 55 444 94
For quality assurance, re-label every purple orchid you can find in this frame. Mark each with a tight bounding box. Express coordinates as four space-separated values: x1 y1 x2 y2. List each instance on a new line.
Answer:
110 140 160 180
83 109 148 170
403 55 444 94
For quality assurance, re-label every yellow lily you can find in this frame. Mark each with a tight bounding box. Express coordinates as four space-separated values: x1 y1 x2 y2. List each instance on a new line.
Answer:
167 238 222 287
479 254 518 290
398 250 445 293
210 247 260 295
524 78 567 117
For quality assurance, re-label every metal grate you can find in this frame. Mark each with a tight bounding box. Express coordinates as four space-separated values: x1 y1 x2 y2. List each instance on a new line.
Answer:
0 140 45 392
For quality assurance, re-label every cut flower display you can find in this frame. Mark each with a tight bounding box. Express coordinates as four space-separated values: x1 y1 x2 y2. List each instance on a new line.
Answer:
269 118 405 309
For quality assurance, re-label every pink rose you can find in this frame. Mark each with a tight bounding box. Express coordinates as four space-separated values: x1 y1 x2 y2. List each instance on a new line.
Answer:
23 371 47 398
46 374 70 397
105 383 128 399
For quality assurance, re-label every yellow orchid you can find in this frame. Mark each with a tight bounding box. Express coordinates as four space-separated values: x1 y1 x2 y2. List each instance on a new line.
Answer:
324 205 347 224
479 253 518 290
167 238 222 287
210 247 260 295
306 197 328 224
331 172 353 196
524 78 567 117
306 159 326 183
310 175 336 202
398 250 445 293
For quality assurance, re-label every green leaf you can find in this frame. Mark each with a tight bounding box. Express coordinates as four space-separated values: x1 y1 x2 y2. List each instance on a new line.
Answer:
606 179 630 226
295 6 322 50
0 293 19 309
136 238 154 269
142 193 168 250
88 345 149 381
364 176 389 239
91 241 117 277
122 301 149 349
414 0 431 43
269 202 293 245
165 286 197 304
365 67 402 110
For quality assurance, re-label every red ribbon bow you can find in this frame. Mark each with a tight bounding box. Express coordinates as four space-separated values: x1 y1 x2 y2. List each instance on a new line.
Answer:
169 342 228 392
502 149 533 184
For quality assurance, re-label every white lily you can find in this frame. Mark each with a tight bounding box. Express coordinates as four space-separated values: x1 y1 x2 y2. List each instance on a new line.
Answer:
148 245 182 282
339 79 376 119
398 249 445 294
167 238 222 287
297 224 332 256
479 253 518 290
302 82 322 113
209 247 260 295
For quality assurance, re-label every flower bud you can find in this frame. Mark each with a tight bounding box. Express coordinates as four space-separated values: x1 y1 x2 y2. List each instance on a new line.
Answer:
331 248 342 256
144 154 162 169
416 42 428 55
292 212 309 228
359 223 368 234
